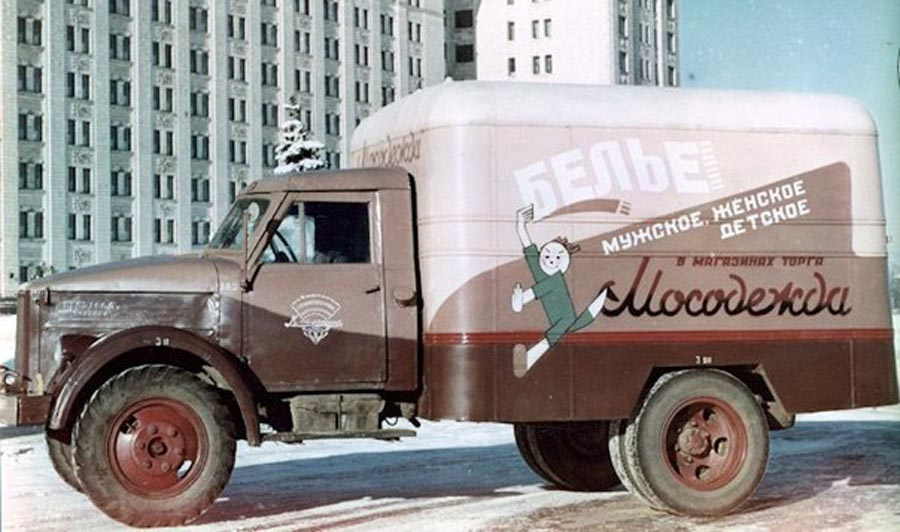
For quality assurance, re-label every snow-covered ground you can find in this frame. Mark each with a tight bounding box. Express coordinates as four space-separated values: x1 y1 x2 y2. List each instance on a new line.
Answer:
0 315 15 368
1 314 899 531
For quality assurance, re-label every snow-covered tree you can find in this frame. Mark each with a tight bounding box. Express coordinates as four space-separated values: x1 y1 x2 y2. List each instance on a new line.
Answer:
274 98 326 174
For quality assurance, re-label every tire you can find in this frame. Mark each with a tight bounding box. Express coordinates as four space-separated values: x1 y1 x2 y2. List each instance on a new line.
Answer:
607 419 646 500
513 424 561 485
625 370 769 516
72 365 237 528
46 432 81 492
514 422 620 491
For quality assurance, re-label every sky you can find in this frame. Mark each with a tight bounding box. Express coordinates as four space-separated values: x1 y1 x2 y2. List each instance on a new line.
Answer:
679 0 900 266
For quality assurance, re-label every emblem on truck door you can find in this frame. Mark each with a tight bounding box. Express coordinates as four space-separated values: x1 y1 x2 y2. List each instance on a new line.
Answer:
284 294 344 345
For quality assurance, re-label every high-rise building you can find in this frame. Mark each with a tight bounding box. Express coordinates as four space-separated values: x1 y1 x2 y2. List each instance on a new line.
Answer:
446 0 678 86
0 0 445 296
444 0 478 80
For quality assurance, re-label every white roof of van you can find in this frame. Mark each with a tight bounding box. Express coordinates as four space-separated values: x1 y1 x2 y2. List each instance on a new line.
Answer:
352 81 875 148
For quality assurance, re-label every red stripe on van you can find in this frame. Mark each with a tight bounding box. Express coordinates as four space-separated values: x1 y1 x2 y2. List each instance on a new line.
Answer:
424 328 894 345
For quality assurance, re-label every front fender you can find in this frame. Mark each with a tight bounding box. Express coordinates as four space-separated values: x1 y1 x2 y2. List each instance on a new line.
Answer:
47 326 261 445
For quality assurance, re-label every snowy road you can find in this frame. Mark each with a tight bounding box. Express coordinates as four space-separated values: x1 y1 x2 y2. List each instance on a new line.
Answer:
3 409 900 531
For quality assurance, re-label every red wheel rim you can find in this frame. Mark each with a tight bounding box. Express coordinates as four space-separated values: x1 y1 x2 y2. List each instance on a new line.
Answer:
661 396 748 491
106 398 208 498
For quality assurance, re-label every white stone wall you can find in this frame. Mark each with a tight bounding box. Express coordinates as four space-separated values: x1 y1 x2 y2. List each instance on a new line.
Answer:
0 0 446 296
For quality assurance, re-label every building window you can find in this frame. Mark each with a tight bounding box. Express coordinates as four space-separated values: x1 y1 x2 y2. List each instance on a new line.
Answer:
111 170 133 197
189 7 208 32
17 65 42 93
228 15 246 40
380 14 394 35
544 55 553 74
110 33 131 60
667 31 677 52
191 177 210 202
228 56 247 81
618 15 628 38
63 166 93 194
456 44 474 63
17 17 41 45
83 215 92 241
532 20 539 39
190 92 209 117
667 65 677 86
260 22 277 46
82 168 92 194
190 49 209 75
18 162 43 190
109 0 132 17
190 134 209 160
152 0 173 24
544 19 551 38
455 10 473 29
619 51 629 74
191 220 211 246
262 63 278 87
507 21 515 41
532 55 540 74
18 113 42 142
507 57 516 76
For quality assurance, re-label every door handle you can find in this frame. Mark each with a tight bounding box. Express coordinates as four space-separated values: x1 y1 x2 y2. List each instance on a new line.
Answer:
365 286 381 294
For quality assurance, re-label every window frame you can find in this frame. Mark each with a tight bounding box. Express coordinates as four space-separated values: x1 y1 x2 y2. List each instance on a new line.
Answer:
252 191 380 269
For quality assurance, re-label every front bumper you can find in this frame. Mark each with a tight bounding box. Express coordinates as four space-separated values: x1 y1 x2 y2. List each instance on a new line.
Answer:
1 366 49 426
0 393 50 426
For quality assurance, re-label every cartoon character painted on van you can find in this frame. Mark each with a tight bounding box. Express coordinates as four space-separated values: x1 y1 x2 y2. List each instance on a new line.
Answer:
511 204 609 377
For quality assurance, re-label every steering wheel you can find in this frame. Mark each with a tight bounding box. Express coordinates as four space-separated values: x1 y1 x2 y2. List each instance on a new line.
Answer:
270 230 298 263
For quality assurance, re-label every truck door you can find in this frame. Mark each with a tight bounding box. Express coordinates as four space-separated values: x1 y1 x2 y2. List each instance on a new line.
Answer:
245 191 389 389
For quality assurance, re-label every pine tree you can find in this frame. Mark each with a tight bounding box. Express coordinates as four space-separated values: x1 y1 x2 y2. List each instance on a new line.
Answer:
274 98 326 174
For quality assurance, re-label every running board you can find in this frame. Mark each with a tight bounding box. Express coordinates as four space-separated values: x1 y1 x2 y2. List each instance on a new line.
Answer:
262 428 416 443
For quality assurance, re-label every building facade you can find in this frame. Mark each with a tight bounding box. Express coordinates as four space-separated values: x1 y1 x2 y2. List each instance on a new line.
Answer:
0 0 445 296
445 0 677 85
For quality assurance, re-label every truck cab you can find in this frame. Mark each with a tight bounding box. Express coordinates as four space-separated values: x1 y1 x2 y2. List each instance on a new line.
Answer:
1 168 420 527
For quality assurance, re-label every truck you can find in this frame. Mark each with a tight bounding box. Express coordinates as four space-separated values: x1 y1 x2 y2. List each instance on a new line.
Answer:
1 81 896 527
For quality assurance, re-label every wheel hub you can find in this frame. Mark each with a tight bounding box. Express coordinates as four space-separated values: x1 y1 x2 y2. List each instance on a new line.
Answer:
108 399 206 496
663 397 748 491
677 427 711 457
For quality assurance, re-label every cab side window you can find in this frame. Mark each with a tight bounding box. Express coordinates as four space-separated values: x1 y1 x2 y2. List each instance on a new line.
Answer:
261 201 371 264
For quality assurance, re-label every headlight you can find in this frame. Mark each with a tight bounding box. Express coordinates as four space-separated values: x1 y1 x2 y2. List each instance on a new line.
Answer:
2 372 16 387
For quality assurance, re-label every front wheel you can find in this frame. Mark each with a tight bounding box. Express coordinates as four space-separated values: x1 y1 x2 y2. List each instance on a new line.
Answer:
73 365 236 527
46 432 81 492
624 370 769 516
514 421 620 491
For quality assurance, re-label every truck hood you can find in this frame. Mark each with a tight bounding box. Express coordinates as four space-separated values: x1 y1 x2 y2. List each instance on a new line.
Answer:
23 254 227 293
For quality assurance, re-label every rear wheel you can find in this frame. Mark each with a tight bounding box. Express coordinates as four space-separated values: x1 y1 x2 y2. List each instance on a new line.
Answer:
607 419 650 501
514 421 620 491
73 365 236 527
624 370 769 516
513 424 557 485
46 432 81 492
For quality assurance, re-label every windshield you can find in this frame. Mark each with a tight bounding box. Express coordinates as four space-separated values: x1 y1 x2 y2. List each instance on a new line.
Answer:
208 197 271 249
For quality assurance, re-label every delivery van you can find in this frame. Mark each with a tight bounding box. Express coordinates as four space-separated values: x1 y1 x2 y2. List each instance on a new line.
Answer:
1 81 896 526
